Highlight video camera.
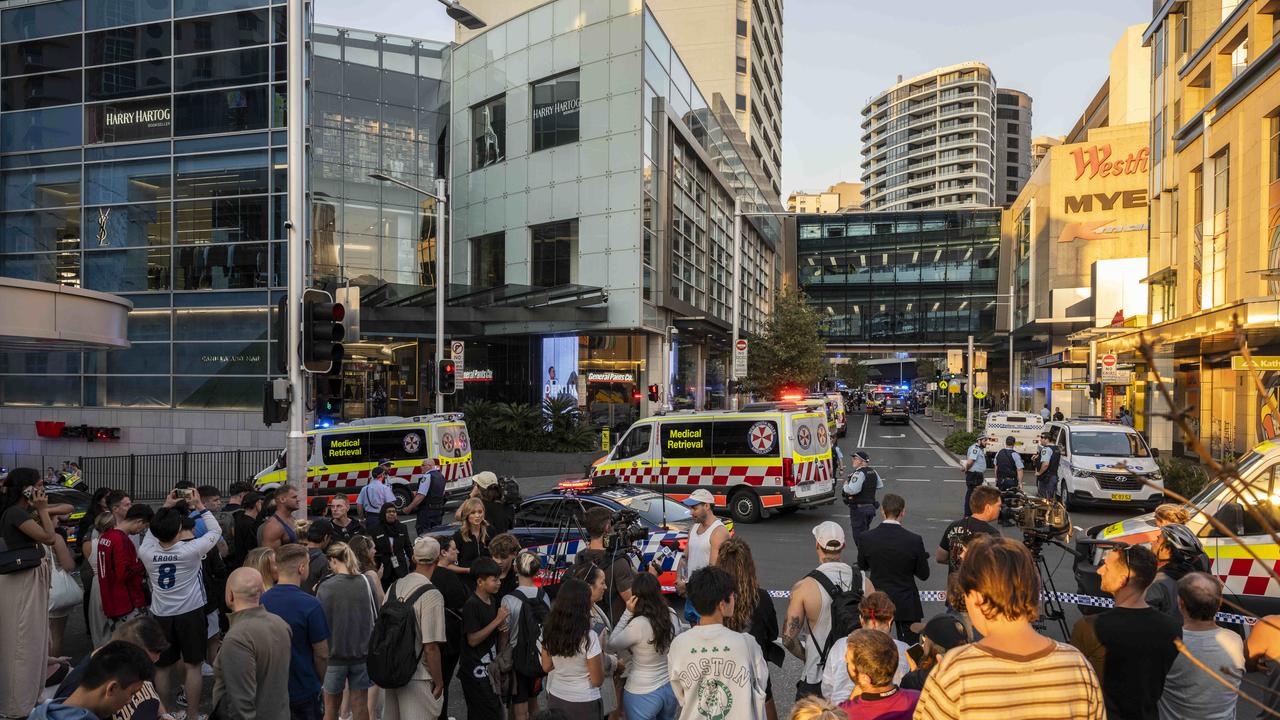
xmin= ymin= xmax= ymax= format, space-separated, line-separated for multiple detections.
xmin=604 ymin=508 xmax=648 ymax=552
xmin=1000 ymin=489 xmax=1071 ymax=549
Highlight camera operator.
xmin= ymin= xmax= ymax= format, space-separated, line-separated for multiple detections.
xmin=574 ymin=506 xmax=650 ymax=625
xmin=1034 ymin=432 xmax=1061 ymax=500
xmin=993 ymin=436 xmax=1024 ymax=493
xmin=935 ymin=486 xmax=1001 ymax=577
xmin=843 ymin=451 xmax=880 ymax=546
xmin=472 ymin=472 xmax=513 ymax=535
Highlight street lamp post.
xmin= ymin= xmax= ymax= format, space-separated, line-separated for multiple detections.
xmin=369 ymin=172 xmax=448 ymax=413
xmin=285 ymin=0 xmax=306 ymax=515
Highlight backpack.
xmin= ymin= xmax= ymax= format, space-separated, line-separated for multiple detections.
xmin=366 ymin=580 xmax=437 ymax=689
xmin=510 ymin=588 xmax=551 ymax=679
xmin=805 ymin=570 xmax=862 ymax=670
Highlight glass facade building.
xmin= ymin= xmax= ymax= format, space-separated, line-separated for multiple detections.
xmin=796 ymin=209 xmax=1000 ymax=348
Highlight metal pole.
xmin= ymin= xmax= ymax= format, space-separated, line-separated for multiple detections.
xmin=435 ymin=176 xmax=447 ymax=414
xmin=729 ymin=197 xmax=743 ymax=410
xmin=966 ymin=334 xmax=974 ymax=433
xmin=1008 ymin=278 xmax=1015 ymax=411
xmin=285 ymin=0 xmax=307 ymax=518
xmin=1089 ymin=339 xmax=1099 ymax=416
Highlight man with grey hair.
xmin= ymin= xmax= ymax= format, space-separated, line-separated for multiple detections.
xmin=212 ymin=567 xmax=291 ymax=719
xmin=1157 ymin=572 xmax=1244 ymax=720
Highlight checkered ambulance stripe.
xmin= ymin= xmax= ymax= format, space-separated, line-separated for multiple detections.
xmin=604 ymin=464 xmax=785 ymax=487
xmin=760 ymin=588 xmax=1258 ymax=626
xmin=1216 ymin=557 xmax=1280 ymax=598
xmin=795 ymin=458 xmax=832 ymax=483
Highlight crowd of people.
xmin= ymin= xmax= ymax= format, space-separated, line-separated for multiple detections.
xmin=2 ymin=456 xmax=1280 ymax=720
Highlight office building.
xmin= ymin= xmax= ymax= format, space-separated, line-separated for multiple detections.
xmin=1097 ymin=1 xmax=1280 ymax=458
xmin=993 ymin=88 xmax=1032 ymax=205
xmin=999 ymin=26 xmax=1151 ymax=420
xmin=455 ymin=0 xmax=785 ymax=201
xmin=787 ymin=181 xmax=863 ymax=213
xmin=796 ymin=209 xmax=1001 ymax=353
xmin=860 ymin=62 xmax=1033 ymax=212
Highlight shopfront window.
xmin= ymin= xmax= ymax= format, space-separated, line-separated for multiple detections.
xmin=173 ymin=8 xmax=269 ymax=54
xmin=2 ymin=36 xmax=82 ymax=75
xmin=531 ymin=71 xmax=580 ymax=152
xmin=531 ymin=220 xmax=576 ymax=287
xmin=85 ymin=157 xmax=172 ymax=204
xmin=87 ymin=0 xmax=170 ymax=31
xmin=0 ymin=209 xmax=80 ymax=253
xmin=471 ymin=95 xmax=505 ymax=169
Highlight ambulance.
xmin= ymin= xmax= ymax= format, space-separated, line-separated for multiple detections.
xmin=1074 ymin=439 xmax=1280 ymax=619
xmin=590 ymin=407 xmax=837 ymax=523
xmin=253 ymin=414 xmax=475 ymax=510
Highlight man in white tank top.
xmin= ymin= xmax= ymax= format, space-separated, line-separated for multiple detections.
xmin=781 ymin=521 xmax=856 ymax=700
xmin=676 ymin=489 xmax=729 ymax=596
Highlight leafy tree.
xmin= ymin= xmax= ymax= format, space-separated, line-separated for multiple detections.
xmin=915 ymin=357 xmax=938 ymax=380
xmin=743 ymin=287 xmax=828 ymax=397
xmin=835 ymin=359 xmax=869 ymax=388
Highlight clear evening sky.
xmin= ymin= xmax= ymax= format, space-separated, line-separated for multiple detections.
xmin=315 ymin=0 xmax=1151 ymax=199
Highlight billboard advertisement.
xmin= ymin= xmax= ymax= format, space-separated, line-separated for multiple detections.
xmin=541 ymin=336 xmax=579 ymax=403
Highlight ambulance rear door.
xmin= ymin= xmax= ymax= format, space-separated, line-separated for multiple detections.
xmin=431 ymin=421 xmax=474 ymax=491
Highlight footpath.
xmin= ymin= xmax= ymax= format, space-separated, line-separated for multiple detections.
xmin=911 ymin=409 xmax=966 ymax=461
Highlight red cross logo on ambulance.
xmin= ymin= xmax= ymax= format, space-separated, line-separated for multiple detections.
xmin=441 ymin=432 xmax=455 ymax=451
xmin=402 ymin=432 xmax=421 ymax=454
xmin=455 ymin=430 xmax=469 ymax=452
xmin=796 ymin=425 xmax=812 ymax=451
xmin=816 ymin=424 xmax=828 ymax=448
xmin=749 ymin=422 xmax=776 ymax=454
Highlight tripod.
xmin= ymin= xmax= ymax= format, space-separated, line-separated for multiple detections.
xmin=1024 ymin=534 xmax=1073 ymax=640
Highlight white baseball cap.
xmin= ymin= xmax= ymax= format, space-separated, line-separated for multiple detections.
xmin=681 ymin=488 xmax=716 ymax=507
xmin=812 ymin=521 xmax=846 ymax=551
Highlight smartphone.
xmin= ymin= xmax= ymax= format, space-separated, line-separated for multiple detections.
xmin=906 ymin=642 xmax=925 ymax=667
xmin=22 ymin=485 xmax=36 ymax=500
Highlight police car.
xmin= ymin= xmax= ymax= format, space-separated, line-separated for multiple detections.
xmin=253 ymin=414 xmax=475 ymax=510
xmin=1074 ymin=439 xmax=1280 ymax=619
xmin=425 ymin=476 xmax=723 ymax=592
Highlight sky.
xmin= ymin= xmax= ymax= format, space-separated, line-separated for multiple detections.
xmin=314 ymin=0 xmax=1153 ymax=198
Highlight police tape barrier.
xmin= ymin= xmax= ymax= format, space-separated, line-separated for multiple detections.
xmin=750 ymin=588 xmax=1258 ymax=627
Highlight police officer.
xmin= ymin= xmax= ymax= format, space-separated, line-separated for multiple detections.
xmin=993 ymin=435 xmax=1024 ymax=492
xmin=961 ymin=436 xmax=990 ymax=517
xmin=1035 ymin=431 xmax=1061 ymax=499
xmin=842 ymin=450 xmax=880 ymax=545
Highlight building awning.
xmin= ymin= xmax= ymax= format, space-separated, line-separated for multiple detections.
xmin=0 ymin=278 xmax=132 ymax=351
xmin=1092 ymin=299 xmax=1280 ymax=360
xmin=1035 ymin=347 xmax=1090 ymax=368
xmin=1141 ymin=267 xmax=1177 ymax=285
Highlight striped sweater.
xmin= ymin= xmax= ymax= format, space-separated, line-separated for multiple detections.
xmin=912 ymin=640 xmax=1105 ymax=720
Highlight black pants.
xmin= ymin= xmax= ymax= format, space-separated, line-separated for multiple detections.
xmin=848 ymin=503 xmax=877 ymax=546
xmin=962 ymin=473 xmax=985 ymax=516
xmin=290 ymin=694 xmax=323 ymax=720
xmin=895 ymin=619 xmax=920 ymax=645
xmin=995 ymin=476 xmax=1019 ymax=492
xmin=796 ymin=679 xmax=823 ymax=702
xmin=460 ymin=669 xmax=502 ymax=718
xmin=437 ymin=651 xmax=459 ymax=720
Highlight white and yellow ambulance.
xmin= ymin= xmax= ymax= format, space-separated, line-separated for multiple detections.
xmin=590 ymin=407 xmax=837 ymax=523
xmin=253 ymin=413 xmax=475 ymax=510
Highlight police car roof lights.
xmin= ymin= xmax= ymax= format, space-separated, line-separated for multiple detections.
xmin=557 ymin=476 xmax=619 ymax=492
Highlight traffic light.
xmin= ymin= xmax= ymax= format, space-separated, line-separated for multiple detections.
xmin=438 ymin=359 xmax=457 ymax=395
xmin=315 ymin=365 xmax=343 ymax=424
xmin=1090 ymin=382 xmax=1103 ymax=399
xmin=302 ymin=289 xmax=345 ymax=373
xmin=262 ymin=379 xmax=289 ymax=426
xmin=631 ymin=389 xmax=642 ymax=402
xmin=647 ymin=384 xmax=659 ymax=402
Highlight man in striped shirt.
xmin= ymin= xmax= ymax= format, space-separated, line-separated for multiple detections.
xmin=913 ymin=536 xmax=1103 ymax=720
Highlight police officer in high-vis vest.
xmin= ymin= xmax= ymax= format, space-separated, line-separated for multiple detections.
xmin=1035 ymin=431 xmax=1062 ymax=499
xmin=842 ymin=450 xmax=880 ymax=545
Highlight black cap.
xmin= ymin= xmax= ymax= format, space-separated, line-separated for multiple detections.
xmin=1005 ymin=435 xmax=1016 ymax=445
xmin=371 ymin=465 xmax=387 ymax=478
xmin=921 ymin=614 xmax=968 ymax=650
xmin=853 ymin=450 xmax=871 ymax=463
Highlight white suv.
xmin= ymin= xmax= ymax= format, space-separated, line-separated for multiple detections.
xmin=1044 ymin=420 xmax=1165 ymax=511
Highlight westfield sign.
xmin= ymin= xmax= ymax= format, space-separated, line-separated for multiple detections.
xmin=1070 ymin=143 xmax=1149 ymax=181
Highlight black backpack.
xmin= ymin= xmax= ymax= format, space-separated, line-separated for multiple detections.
xmin=510 ymin=589 xmax=551 ymax=679
xmin=366 ymin=580 xmax=437 ymax=689
xmin=806 ymin=570 xmax=862 ymax=670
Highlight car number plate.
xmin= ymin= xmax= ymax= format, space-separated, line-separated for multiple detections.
xmin=1110 ymin=493 xmax=1132 ymax=502
xmin=796 ymin=479 xmax=833 ymax=498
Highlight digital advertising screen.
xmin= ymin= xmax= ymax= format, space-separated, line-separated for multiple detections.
xmin=541 ymin=336 xmax=580 ymax=403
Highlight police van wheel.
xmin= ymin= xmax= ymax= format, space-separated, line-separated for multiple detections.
xmin=730 ymin=490 xmax=762 ymax=524
xmin=392 ymin=484 xmax=414 ymax=510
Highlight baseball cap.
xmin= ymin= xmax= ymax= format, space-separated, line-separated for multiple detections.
xmin=473 ymin=471 xmax=498 ymax=489
xmin=920 ymin=614 xmax=968 ymax=650
xmin=371 ymin=465 xmax=387 ymax=479
xmin=811 ymin=520 xmax=846 ymax=551
xmin=852 ymin=450 xmax=871 ymax=463
xmin=378 ymin=458 xmax=392 ymax=466
xmin=681 ymin=488 xmax=716 ymax=507
xmin=413 ymin=535 xmax=441 ymax=563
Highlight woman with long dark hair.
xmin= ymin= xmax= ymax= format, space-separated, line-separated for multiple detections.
xmin=370 ymin=504 xmax=411 ymax=590
xmin=0 ymin=468 xmax=58 ymax=717
xmin=606 ymin=573 xmax=682 ymax=720
xmin=540 ymin=578 xmax=605 ymax=720
xmin=715 ymin=537 xmax=782 ymax=720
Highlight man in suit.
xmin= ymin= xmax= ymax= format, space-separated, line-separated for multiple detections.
xmin=855 ymin=493 xmax=930 ymax=643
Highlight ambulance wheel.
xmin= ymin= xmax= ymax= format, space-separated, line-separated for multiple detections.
xmin=392 ymin=484 xmax=414 ymax=510
xmin=730 ymin=490 xmax=762 ymax=524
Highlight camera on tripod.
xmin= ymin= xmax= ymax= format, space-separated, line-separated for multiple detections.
xmin=999 ymin=489 xmax=1071 ymax=547
xmin=604 ymin=508 xmax=648 ymax=551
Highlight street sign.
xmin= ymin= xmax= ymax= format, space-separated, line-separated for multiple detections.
xmin=948 ymin=384 xmax=961 ymax=394
xmin=947 ymin=349 xmax=964 ymax=374
xmin=1101 ymin=354 xmax=1117 ymax=369
xmin=974 ymin=370 xmax=988 ymax=394
xmin=1099 ymin=353 xmax=1121 ymax=382
xmin=927 ymin=382 xmax=938 ymax=391
xmin=974 ymin=350 xmax=988 ymax=371
xmin=1231 ymin=356 xmax=1280 ymax=371
xmin=451 ymin=340 xmax=465 ymax=377
xmin=601 ymin=427 xmax=611 ymax=452
xmin=974 ymin=390 xmax=987 ymax=399
xmin=732 ymin=339 xmax=748 ymax=379
xmin=1052 ymin=381 xmax=1092 ymax=391
xmin=937 ymin=380 xmax=949 ymax=390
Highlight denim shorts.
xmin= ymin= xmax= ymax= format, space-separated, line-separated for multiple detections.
xmin=622 ymin=683 xmax=679 ymax=720
xmin=323 ymin=662 xmax=373 ymax=694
